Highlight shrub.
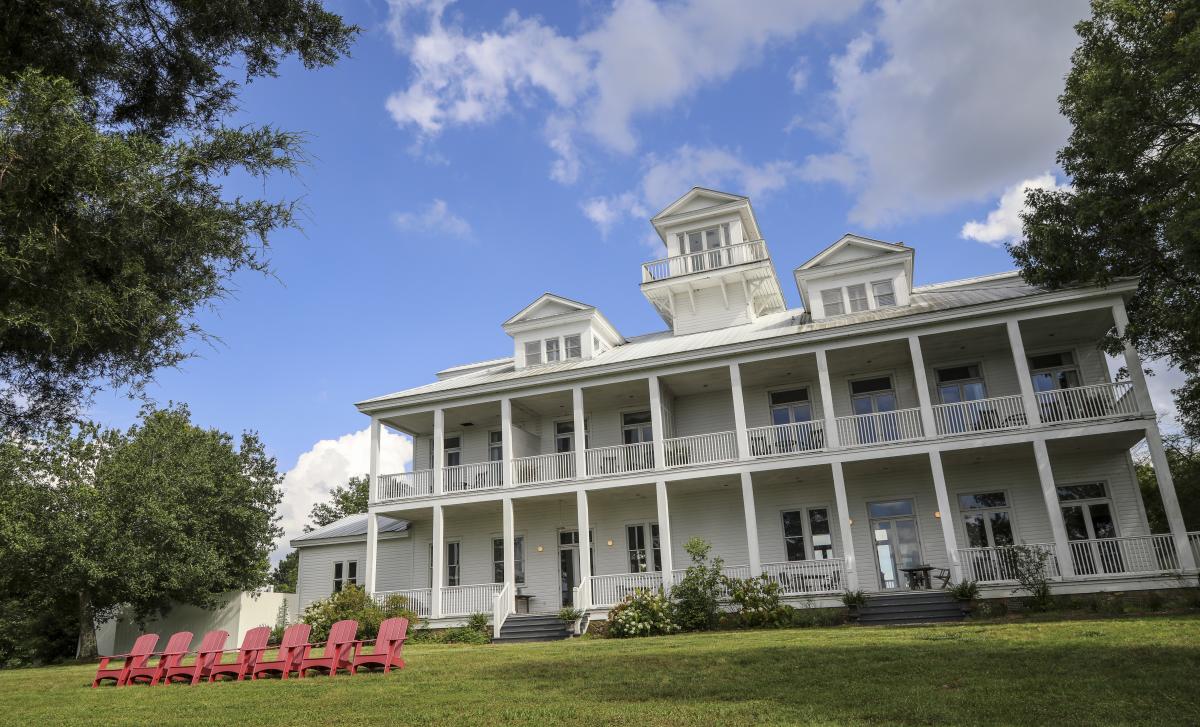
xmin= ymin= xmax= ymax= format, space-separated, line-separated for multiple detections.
xmin=558 ymin=607 xmax=584 ymax=623
xmin=442 ymin=626 xmax=490 ymax=644
xmin=269 ymin=600 xmax=290 ymax=645
xmin=301 ymin=586 xmax=419 ymax=642
xmin=841 ymin=590 xmax=867 ymax=608
xmin=1006 ymin=545 xmax=1056 ymax=611
xmin=671 ymin=537 xmax=724 ymax=631
xmin=608 ymin=588 xmax=678 ymax=638
xmin=949 ymin=580 xmax=981 ymax=601
xmin=465 ymin=612 xmax=489 ymax=633
xmin=725 ymin=575 xmax=787 ymax=627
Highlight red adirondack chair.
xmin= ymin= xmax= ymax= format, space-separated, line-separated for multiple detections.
xmin=125 ymin=631 xmax=193 ymax=686
xmin=207 ymin=626 xmax=271 ymax=683
xmin=350 ymin=617 xmax=409 ymax=675
xmin=91 ymin=633 xmax=160 ymax=688
xmin=298 ymin=619 xmax=358 ymax=678
xmin=162 ymin=630 xmax=229 ymax=685
xmin=249 ymin=623 xmax=311 ymax=680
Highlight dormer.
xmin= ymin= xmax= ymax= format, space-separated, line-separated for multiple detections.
xmin=503 ymin=293 xmax=623 ymax=370
xmin=641 ymin=188 xmax=786 ymax=335
xmin=793 ymin=234 xmax=914 ymax=321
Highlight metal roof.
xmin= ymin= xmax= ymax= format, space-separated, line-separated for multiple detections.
xmin=290 ymin=513 xmax=408 ymax=546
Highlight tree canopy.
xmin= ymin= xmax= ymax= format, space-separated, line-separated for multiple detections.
xmin=1137 ymin=435 xmax=1200 ymax=532
xmin=307 ymin=474 xmax=370 ymax=529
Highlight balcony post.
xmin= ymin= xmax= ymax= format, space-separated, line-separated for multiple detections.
xmin=908 ymin=335 xmax=937 ymax=438
xmin=501 ymin=398 xmax=514 ymax=487
xmin=576 ymin=489 xmax=592 ymax=610
xmin=1144 ymin=427 xmax=1198 ymax=570
xmin=831 ymin=462 xmax=858 ymax=590
xmin=816 ymin=349 xmax=840 ymax=448
xmin=502 ymin=496 xmax=516 ymax=610
xmin=1032 ymin=439 xmax=1075 ymax=577
xmin=1006 ymin=319 xmax=1041 ymax=426
xmin=740 ymin=472 xmax=761 ymax=576
xmin=729 ymin=363 xmax=751 ymax=460
xmin=1111 ymin=302 xmax=1157 ymax=418
xmin=927 ymin=451 xmax=962 ymax=581
xmin=369 ymin=416 xmax=381 ymax=504
xmin=655 ymin=481 xmax=674 ymax=590
xmin=433 ymin=408 xmax=445 ymax=496
xmin=572 ymin=386 xmax=587 ymax=478
xmin=648 ymin=375 xmax=667 ymax=470
xmin=364 ymin=511 xmax=379 ymax=596
xmin=431 ymin=503 xmax=445 ymax=618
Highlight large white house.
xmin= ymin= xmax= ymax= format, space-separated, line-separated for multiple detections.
xmin=293 ymin=187 xmax=1198 ymax=631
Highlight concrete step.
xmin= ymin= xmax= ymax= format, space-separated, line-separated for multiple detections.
xmin=856 ymin=591 xmax=965 ymax=625
xmin=496 ymin=615 xmax=571 ymax=642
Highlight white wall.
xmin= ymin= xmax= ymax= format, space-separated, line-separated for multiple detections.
xmin=96 ymin=591 xmax=297 ymax=655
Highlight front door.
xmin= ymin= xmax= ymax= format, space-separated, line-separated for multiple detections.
xmin=868 ymin=499 xmax=923 ymax=589
xmin=1062 ymin=499 xmax=1120 ymax=575
xmin=558 ymin=529 xmax=595 ymax=608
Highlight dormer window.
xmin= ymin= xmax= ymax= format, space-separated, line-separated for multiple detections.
xmin=545 ymin=338 xmax=560 ymax=363
xmin=847 ymin=284 xmax=869 ymax=313
xmin=676 ymin=224 xmax=731 ymax=256
xmin=872 ymin=280 xmax=896 ymax=307
xmin=821 ymin=289 xmax=845 ymax=316
xmin=565 ymin=334 xmax=582 ymax=360
xmin=524 ymin=341 xmax=542 ymax=366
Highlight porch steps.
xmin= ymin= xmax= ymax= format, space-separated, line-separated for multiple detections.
xmin=857 ymin=592 xmax=965 ymax=625
xmin=494 ymin=614 xmax=572 ymax=643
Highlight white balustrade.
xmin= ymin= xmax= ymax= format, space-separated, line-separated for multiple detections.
xmin=958 ymin=544 xmax=1060 ymax=582
xmin=761 ymin=559 xmax=845 ymax=595
xmin=585 ymin=442 xmax=655 ymax=477
xmin=442 ymin=461 xmax=504 ymax=493
xmin=492 ymin=581 xmax=513 ymax=639
xmin=669 ymin=565 xmax=751 ymax=599
xmin=373 ymin=588 xmax=433 ymax=617
xmin=589 ymin=572 xmax=664 ymax=607
xmin=746 ymin=421 xmax=826 ymax=457
xmin=1036 ymin=381 xmax=1138 ymax=424
xmin=642 ymin=239 xmax=769 ymax=283
xmin=511 ymin=451 xmax=576 ymax=486
xmin=1190 ymin=532 xmax=1200 ymax=566
xmin=836 ymin=408 xmax=924 ymax=447
xmin=441 ymin=583 xmax=504 ymax=617
xmin=1067 ymin=534 xmax=1181 ymax=577
xmin=933 ymin=395 xmax=1027 ymax=435
xmin=374 ymin=470 xmax=433 ymax=501
xmin=663 ymin=431 xmax=737 ymax=468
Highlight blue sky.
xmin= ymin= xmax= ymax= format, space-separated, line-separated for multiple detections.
xmin=91 ymin=0 xmax=1181 ymax=552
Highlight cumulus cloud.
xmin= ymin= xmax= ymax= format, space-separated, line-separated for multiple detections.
xmin=960 ymin=173 xmax=1070 ymax=246
xmin=392 ymin=198 xmax=473 ymax=238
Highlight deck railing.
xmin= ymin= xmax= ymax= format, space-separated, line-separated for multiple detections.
xmin=642 ymin=239 xmax=769 ymax=283
xmin=492 ymin=581 xmax=513 ymax=639
xmin=669 ymin=564 xmax=751 ymax=599
xmin=958 ymin=544 xmax=1060 ymax=582
xmin=1036 ymin=381 xmax=1139 ymax=424
xmin=511 ymin=451 xmax=576 ymax=486
xmin=373 ymin=588 xmax=433 ymax=617
xmin=761 ymin=559 xmax=845 ymax=595
xmin=441 ymin=583 xmax=504 ymax=617
xmin=589 ymin=572 xmax=664 ymax=607
xmin=747 ymin=420 xmax=825 ymax=457
xmin=375 ymin=470 xmax=433 ymax=501
xmin=1067 ymin=534 xmax=1181 ymax=576
xmin=663 ymin=431 xmax=737 ymax=468
xmin=585 ymin=442 xmax=655 ymax=477
xmin=442 ymin=461 xmax=504 ymax=493
xmin=836 ymin=408 xmax=924 ymax=447
xmin=933 ymin=395 xmax=1027 ymax=436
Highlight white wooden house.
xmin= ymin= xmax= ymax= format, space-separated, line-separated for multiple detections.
xmin=293 ymin=187 xmax=1198 ymax=628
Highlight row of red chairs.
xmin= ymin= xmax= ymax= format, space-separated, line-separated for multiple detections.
xmin=92 ymin=617 xmax=408 ymax=687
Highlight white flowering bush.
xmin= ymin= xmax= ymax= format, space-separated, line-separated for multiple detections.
xmin=607 ymin=588 xmax=679 ymax=638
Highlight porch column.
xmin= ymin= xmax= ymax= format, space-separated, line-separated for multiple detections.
xmin=1112 ymin=302 xmax=1157 ymax=418
xmin=729 ymin=363 xmax=751 ymax=460
xmin=908 ymin=335 xmax=937 ymax=438
xmin=364 ymin=511 xmax=379 ymax=595
xmin=831 ymin=462 xmax=858 ymax=590
xmin=740 ymin=472 xmax=761 ymax=576
xmin=369 ymin=417 xmax=381 ymax=504
xmin=431 ymin=503 xmax=444 ymax=618
xmin=648 ymin=375 xmax=667 ymax=470
xmin=1006 ymin=320 xmax=1041 ymax=427
xmin=1032 ymin=439 xmax=1075 ymax=577
xmin=572 ymin=386 xmax=588 ymax=479
xmin=816 ymin=349 xmax=840 ymax=448
xmin=1145 ymin=427 xmax=1198 ymax=570
xmin=365 ymin=417 xmax=382 ymax=595
xmin=500 ymin=397 xmax=514 ymax=487
xmin=433 ymin=408 xmax=445 ymax=495
xmin=576 ymin=489 xmax=593 ymax=609
xmin=927 ymin=451 xmax=962 ymax=581
xmin=502 ymin=497 xmax=516 ymax=609
xmin=655 ymin=481 xmax=675 ymax=590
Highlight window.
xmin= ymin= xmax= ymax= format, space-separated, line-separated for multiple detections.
xmin=626 ymin=523 xmax=660 ymax=572
xmin=446 ymin=541 xmax=461 ymax=587
xmin=524 ymin=340 xmax=542 ymax=366
xmin=333 ymin=560 xmax=358 ymax=592
xmin=622 ymin=411 xmax=654 ymax=444
xmin=821 ymin=289 xmax=845 ymax=316
xmin=651 ymin=523 xmax=663 ymax=572
xmin=492 ymin=536 xmax=525 ymax=584
xmin=936 ymin=364 xmax=986 ymax=403
xmin=565 ymin=334 xmax=582 ymax=359
xmin=555 ymin=421 xmax=576 ymax=453
xmin=545 ymin=338 xmax=560 ymax=363
xmin=850 ymin=377 xmax=896 ymax=413
xmin=781 ymin=508 xmax=833 ymax=561
xmin=769 ymin=388 xmax=813 ymax=425
xmin=872 ymin=280 xmax=897 ymax=307
xmin=488 ymin=431 xmax=503 ymax=462
xmin=847 ymin=284 xmax=869 ymax=312
xmin=1057 ymin=482 xmax=1120 ymax=575
xmin=808 ymin=508 xmax=833 ymax=559
xmin=958 ymin=491 xmax=1014 ymax=549
xmin=1028 ymin=351 xmax=1080 ymax=392
xmin=443 ymin=436 xmax=461 ymax=467
xmin=781 ymin=510 xmax=806 ymax=561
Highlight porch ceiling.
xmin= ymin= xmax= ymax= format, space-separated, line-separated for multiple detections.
xmin=1019 ymin=307 xmax=1113 ymax=349
xmin=918 ymin=323 xmax=1010 ymax=364
xmin=826 ymin=338 xmax=911 ymax=378
xmin=660 ymin=366 xmax=731 ymax=396
xmin=739 ymin=352 xmax=818 ymax=388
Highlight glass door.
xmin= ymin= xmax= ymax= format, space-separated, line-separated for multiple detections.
xmin=868 ymin=500 xmax=923 ymax=589
xmin=559 ymin=530 xmax=595 ymax=608
xmin=851 ymin=377 xmax=898 ymax=442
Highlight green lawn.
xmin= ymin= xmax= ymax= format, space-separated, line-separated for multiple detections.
xmin=2 ymin=616 xmax=1199 ymax=726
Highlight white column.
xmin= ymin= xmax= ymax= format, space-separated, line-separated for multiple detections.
xmin=430 ymin=503 xmax=444 ymax=618
xmin=816 ymin=349 xmax=840 ymax=448
xmin=908 ymin=335 xmax=937 ymax=438
xmin=369 ymin=417 xmax=381 ymax=503
xmin=927 ymin=451 xmax=962 ymax=581
xmin=740 ymin=472 xmax=761 ymax=576
xmin=729 ymin=363 xmax=751 ymax=460
xmin=1007 ymin=320 xmax=1040 ymax=426
xmin=1145 ymin=427 xmax=1198 ymax=570
xmin=502 ymin=497 xmax=516 ymax=609
xmin=501 ymin=398 xmax=514 ymax=487
xmin=572 ymin=386 xmax=588 ymax=479
xmin=831 ymin=462 xmax=858 ymax=590
xmin=364 ymin=511 xmax=379 ymax=595
xmin=655 ymin=481 xmax=674 ymax=589
xmin=576 ymin=489 xmax=592 ymax=609
xmin=1112 ymin=302 xmax=1156 ymax=417
xmin=432 ymin=408 xmax=445 ymax=495
xmin=1032 ymin=439 xmax=1075 ymax=577
xmin=648 ymin=376 xmax=667 ymax=470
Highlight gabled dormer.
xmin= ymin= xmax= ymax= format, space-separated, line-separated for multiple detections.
xmin=793 ymin=234 xmax=914 ymax=321
xmin=641 ymin=188 xmax=786 ymax=335
xmin=503 ymin=293 xmax=623 ymax=370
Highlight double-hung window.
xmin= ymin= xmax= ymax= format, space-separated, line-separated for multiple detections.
xmin=958 ymin=492 xmax=1015 ymax=549
xmin=622 ymin=411 xmax=653 ymax=444
xmin=488 ymin=431 xmax=503 ymax=462
xmin=846 ymin=284 xmax=870 ymax=312
xmin=871 ymin=280 xmax=897 ymax=307
xmin=770 ymin=388 xmax=813 ymax=425
xmin=524 ymin=341 xmax=542 ymax=366
xmin=780 ymin=508 xmax=833 ymax=561
xmin=333 ymin=560 xmax=358 ymax=592
xmin=555 ymin=421 xmax=577 ymax=453
xmin=443 ymin=436 xmax=462 ymax=467
xmin=821 ymin=289 xmax=845 ymax=316
xmin=626 ymin=523 xmax=661 ymax=572
xmin=564 ymin=334 xmax=582 ymax=360
xmin=1029 ymin=351 xmax=1081 ymax=392
xmin=545 ymin=338 xmax=560 ymax=363
xmin=446 ymin=541 xmax=461 ymax=587
xmin=492 ymin=536 xmax=525 ymax=584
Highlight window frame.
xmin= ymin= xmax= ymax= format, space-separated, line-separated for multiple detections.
xmin=487 ymin=430 xmax=503 ymax=462
xmin=820 ymin=288 xmax=845 ymax=317
xmin=871 ymin=279 xmax=897 ymax=307
xmin=524 ymin=340 xmax=542 ymax=366
xmin=564 ymin=334 xmax=582 ymax=360
xmin=934 ymin=362 xmax=988 ymax=404
xmin=446 ymin=540 xmax=462 ymax=587
xmin=332 ymin=559 xmax=359 ymax=593
xmin=443 ymin=434 xmax=462 ymax=467
xmin=846 ymin=283 xmax=870 ymax=313
xmin=544 ymin=337 xmax=561 ymax=363
xmin=492 ymin=534 xmax=526 ymax=585
xmin=955 ymin=489 xmax=1017 ymax=549
xmin=768 ymin=386 xmax=814 ymax=425
xmin=779 ymin=506 xmax=836 ymax=561
xmin=621 ymin=410 xmax=654 ymax=445
xmin=624 ymin=521 xmax=661 ymax=573
xmin=1027 ymin=348 xmax=1083 ymax=392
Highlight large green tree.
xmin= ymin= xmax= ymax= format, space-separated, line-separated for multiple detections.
xmin=1013 ymin=0 xmax=1200 ymax=436
xmin=307 ymin=474 xmax=369 ymax=529
xmin=1136 ymin=435 xmax=1200 ymax=532
xmin=0 ymin=1 xmax=356 ymax=433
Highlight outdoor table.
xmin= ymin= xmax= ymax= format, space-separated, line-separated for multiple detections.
xmin=900 ymin=564 xmax=935 ymax=589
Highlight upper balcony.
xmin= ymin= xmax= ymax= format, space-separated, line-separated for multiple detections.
xmin=641 ymin=239 xmax=770 ymax=283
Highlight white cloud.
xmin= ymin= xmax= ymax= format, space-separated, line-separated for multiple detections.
xmin=392 ymin=198 xmax=473 ymax=238
xmin=960 ymin=173 xmax=1070 ymax=246
xmin=274 ymin=428 xmax=412 ymax=559
xmin=798 ymin=152 xmax=859 ymax=187
xmin=789 ymin=58 xmax=810 ymax=93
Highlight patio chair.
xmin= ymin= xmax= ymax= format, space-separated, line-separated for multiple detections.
xmin=126 ymin=631 xmax=193 ymax=686
xmin=298 ymin=619 xmax=358 ymax=678
xmin=249 ymin=623 xmax=312 ymax=680
xmin=92 ymin=633 xmax=159 ymax=688
xmin=350 ymin=617 xmax=409 ymax=675
xmin=207 ymin=626 xmax=271 ymax=683
xmin=162 ymin=630 xmax=229 ymax=685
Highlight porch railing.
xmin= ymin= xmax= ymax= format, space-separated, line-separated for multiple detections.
xmin=663 ymin=431 xmax=737 ymax=468
xmin=747 ymin=420 xmax=825 ymax=457
xmin=373 ymin=588 xmax=432 ymax=617
xmin=375 ymin=470 xmax=433 ymax=501
xmin=511 ymin=451 xmax=576 ymax=486
xmin=761 ymin=559 xmax=845 ymax=595
xmin=1036 ymin=381 xmax=1139 ymax=424
xmin=589 ymin=572 xmax=664 ymax=607
xmin=836 ymin=408 xmax=924 ymax=447
xmin=1191 ymin=531 xmax=1200 ymax=565
xmin=443 ymin=461 xmax=504 ymax=493
xmin=585 ymin=442 xmax=655 ymax=477
xmin=957 ymin=544 xmax=1060 ymax=583
xmin=642 ymin=239 xmax=769 ymax=283
xmin=441 ymin=583 xmax=504 ymax=617
xmin=933 ymin=395 xmax=1027 ymax=436
xmin=1067 ymin=534 xmax=1182 ymax=577
xmin=669 ymin=564 xmax=751 ymax=599
xmin=492 ymin=581 xmax=513 ymax=639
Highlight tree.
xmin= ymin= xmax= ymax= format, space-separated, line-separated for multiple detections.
xmin=1013 ymin=0 xmax=1200 ymax=438
xmin=0 ymin=2 xmax=356 ymax=434
xmin=1136 ymin=435 xmax=1200 ymax=532
xmin=270 ymin=551 xmax=299 ymax=593
xmin=307 ymin=474 xmax=369 ymax=529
